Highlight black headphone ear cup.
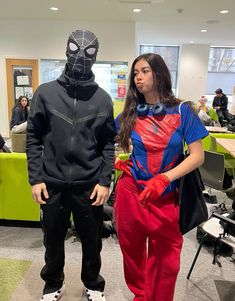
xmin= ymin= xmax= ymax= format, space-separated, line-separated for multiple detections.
xmin=152 ymin=103 xmax=165 ymax=116
xmin=136 ymin=104 xmax=149 ymax=116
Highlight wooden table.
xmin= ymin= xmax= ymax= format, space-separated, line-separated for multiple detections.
xmin=215 ymin=138 xmax=235 ymax=158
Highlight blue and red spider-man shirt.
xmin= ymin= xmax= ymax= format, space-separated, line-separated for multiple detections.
xmin=116 ymin=103 xmax=208 ymax=193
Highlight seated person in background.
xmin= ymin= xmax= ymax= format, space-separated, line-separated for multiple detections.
xmin=198 ymin=96 xmax=219 ymax=126
xmin=10 ymin=95 xmax=29 ymax=133
xmin=212 ymin=88 xmax=231 ymax=127
xmin=198 ymin=96 xmax=211 ymax=125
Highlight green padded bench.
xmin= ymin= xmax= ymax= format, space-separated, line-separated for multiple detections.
xmin=0 ymin=153 xmax=39 ymax=221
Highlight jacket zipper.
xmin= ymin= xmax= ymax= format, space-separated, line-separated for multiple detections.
xmin=68 ymin=98 xmax=77 ymax=183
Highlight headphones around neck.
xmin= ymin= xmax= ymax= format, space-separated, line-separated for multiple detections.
xmin=136 ymin=102 xmax=165 ymax=116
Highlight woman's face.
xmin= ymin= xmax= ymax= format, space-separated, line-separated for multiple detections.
xmin=20 ymin=97 xmax=28 ymax=108
xmin=133 ymin=59 xmax=155 ymax=97
xmin=200 ymin=99 xmax=206 ymax=105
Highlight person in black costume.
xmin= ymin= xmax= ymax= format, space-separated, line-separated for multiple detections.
xmin=212 ymin=88 xmax=231 ymax=126
xmin=26 ymin=29 xmax=115 ymax=301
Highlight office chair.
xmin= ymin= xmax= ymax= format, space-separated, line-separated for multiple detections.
xmin=187 ymin=212 xmax=235 ymax=279
xmin=199 ymin=150 xmax=232 ymax=192
xmin=210 ymin=135 xmax=235 ymax=178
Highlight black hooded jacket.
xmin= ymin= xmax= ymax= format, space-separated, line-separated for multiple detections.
xmin=26 ymin=70 xmax=116 ymax=187
xmin=212 ymin=94 xmax=228 ymax=111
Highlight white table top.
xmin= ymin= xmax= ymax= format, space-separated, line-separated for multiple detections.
xmin=215 ymin=138 xmax=235 ymax=158
xmin=205 ymin=126 xmax=230 ymax=133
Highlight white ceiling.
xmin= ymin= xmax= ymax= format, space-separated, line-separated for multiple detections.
xmin=0 ymin=0 xmax=235 ymax=46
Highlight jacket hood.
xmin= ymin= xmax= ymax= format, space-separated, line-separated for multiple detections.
xmin=57 ymin=65 xmax=99 ymax=100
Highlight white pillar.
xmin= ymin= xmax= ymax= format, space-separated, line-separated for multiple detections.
xmin=230 ymin=86 xmax=235 ymax=115
xmin=177 ymin=44 xmax=210 ymax=102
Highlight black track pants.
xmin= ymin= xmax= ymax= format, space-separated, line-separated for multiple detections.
xmin=40 ymin=184 xmax=105 ymax=294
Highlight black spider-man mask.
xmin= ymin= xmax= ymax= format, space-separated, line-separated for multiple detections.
xmin=66 ymin=29 xmax=99 ymax=79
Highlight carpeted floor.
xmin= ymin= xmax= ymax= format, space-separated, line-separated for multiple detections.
xmin=214 ymin=280 xmax=235 ymax=301
xmin=0 ymin=226 xmax=234 ymax=301
xmin=0 ymin=258 xmax=32 ymax=301
xmin=0 ymin=189 xmax=234 ymax=300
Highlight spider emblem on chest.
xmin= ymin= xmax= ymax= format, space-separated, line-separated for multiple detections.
xmin=152 ymin=124 xmax=159 ymax=134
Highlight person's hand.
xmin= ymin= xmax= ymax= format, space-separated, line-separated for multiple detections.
xmin=215 ymin=106 xmax=220 ymax=110
xmin=90 ymin=184 xmax=109 ymax=206
xmin=115 ymin=158 xmax=133 ymax=176
xmin=31 ymin=183 xmax=49 ymax=205
xmin=138 ymin=174 xmax=170 ymax=207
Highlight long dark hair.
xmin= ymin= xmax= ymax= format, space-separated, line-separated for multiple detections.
xmin=13 ymin=95 xmax=30 ymax=118
xmin=17 ymin=95 xmax=29 ymax=108
xmin=117 ymin=53 xmax=181 ymax=152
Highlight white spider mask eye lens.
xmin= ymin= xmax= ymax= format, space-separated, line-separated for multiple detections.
xmin=69 ymin=42 xmax=79 ymax=52
xmin=86 ymin=47 xmax=97 ymax=57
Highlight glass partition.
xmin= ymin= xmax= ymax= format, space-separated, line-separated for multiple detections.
xmin=40 ymin=59 xmax=128 ymax=117
xmin=40 ymin=59 xmax=128 ymax=101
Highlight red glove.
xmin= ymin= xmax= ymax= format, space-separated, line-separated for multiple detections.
xmin=115 ymin=159 xmax=133 ymax=176
xmin=138 ymin=174 xmax=170 ymax=207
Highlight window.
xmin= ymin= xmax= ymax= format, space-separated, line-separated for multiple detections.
xmin=40 ymin=59 xmax=128 ymax=102
xmin=92 ymin=61 xmax=128 ymax=102
xmin=206 ymin=47 xmax=235 ymax=107
xmin=207 ymin=47 xmax=235 ymax=95
xmin=139 ymin=45 xmax=180 ymax=93
xmin=41 ymin=59 xmax=65 ymax=83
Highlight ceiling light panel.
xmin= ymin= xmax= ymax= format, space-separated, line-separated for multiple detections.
xmin=220 ymin=10 xmax=229 ymax=14
xmin=50 ymin=7 xmax=59 ymax=11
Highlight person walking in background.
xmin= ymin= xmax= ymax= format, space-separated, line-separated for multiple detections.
xmin=26 ymin=29 xmax=115 ymax=301
xmin=10 ymin=95 xmax=29 ymax=133
xmin=212 ymin=88 xmax=231 ymax=126
xmin=114 ymin=53 xmax=208 ymax=301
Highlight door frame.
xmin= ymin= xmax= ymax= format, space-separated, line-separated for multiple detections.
xmin=6 ymin=58 xmax=38 ymax=122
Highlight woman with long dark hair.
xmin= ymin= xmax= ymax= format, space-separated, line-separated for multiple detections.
xmin=114 ymin=53 xmax=208 ymax=301
xmin=10 ymin=95 xmax=29 ymax=133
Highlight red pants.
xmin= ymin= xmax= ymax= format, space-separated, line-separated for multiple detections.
xmin=114 ymin=174 xmax=183 ymax=301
